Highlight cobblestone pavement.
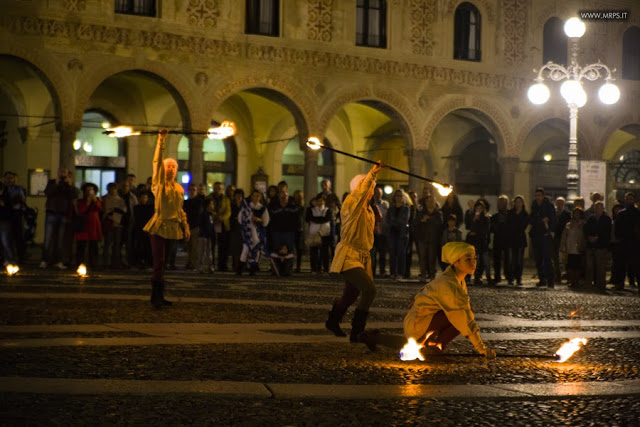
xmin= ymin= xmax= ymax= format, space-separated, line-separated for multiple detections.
xmin=1 ymin=260 xmax=639 ymax=425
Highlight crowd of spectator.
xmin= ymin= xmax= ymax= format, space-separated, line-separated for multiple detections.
xmin=1 ymin=168 xmax=639 ymax=294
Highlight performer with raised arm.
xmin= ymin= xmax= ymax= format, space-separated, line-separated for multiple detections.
xmin=325 ymin=161 xmax=388 ymax=343
xmin=143 ymin=129 xmax=190 ymax=309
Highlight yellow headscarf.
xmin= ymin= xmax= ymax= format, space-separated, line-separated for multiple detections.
xmin=441 ymin=242 xmax=475 ymax=265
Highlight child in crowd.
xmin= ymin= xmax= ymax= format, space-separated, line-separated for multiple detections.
xmin=198 ymin=198 xmax=215 ymax=273
xmin=271 ymin=245 xmax=294 ymax=277
xmin=440 ymin=214 xmax=462 ymax=270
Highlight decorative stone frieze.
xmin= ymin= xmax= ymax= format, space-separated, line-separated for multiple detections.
xmin=187 ymin=0 xmax=220 ymax=28
xmin=63 ymin=0 xmax=86 ymax=12
xmin=0 ymin=16 xmax=526 ymax=92
xmin=307 ymin=0 xmax=333 ymax=42
xmin=410 ymin=0 xmax=435 ymax=56
xmin=502 ymin=0 xmax=527 ymax=66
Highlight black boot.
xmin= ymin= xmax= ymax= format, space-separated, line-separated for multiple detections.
xmin=325 ymin=301 xmax=347 ymax=337
xmin=236 ymin=263 xmax=243 ymax=276
xmin=159 ymin=281 xmax=173 ymax=306
xmin=350 ymin=309 xmax=369 ymax=343
xmin=150 ymin=281 xmax=163 ymax=309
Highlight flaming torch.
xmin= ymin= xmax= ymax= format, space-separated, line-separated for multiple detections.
xmin=6 ymin=264 xmax=19 ymax=276
xmin=554 ymin=338 xmax=588 ymax=363
xmin=399 ymin=338 xmax=425 ymax=361
xmin=306 ymin=137 xmax=453 ymax=197
xmin=103 ymin=122 xmax=237 ymax=139
xmin=77 ymin=264 xmax=88 ymax=278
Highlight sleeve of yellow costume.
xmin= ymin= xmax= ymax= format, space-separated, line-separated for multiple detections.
xmin=150 ymin=135 xmax=164 ymax=197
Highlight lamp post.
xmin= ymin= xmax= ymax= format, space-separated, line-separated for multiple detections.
xmin=527 ymin=17 xmax=620 ymax=203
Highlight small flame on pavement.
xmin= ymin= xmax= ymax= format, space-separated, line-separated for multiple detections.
xmin=569 ymin=307 xmax=583 ymax=319
xmin=77 ymin=264 xmax=87 ymax=277
xmin=554 ymin=338 xmax=587 ymax=362
xmin=399 ymin=338 xmax=425 ymax=361
xmin=6 ymin=264 xmax=19 ymax=276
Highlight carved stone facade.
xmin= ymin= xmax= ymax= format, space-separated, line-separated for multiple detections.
xmin=186 ymin=0 xmax=220 ymax=28
xmin=307 ymin=0 xmax=333 ymax=42
xmin=410 ymin=0 xmax=436 ymax=55
xmin=502 ymin=0 xmax=527 ymax=66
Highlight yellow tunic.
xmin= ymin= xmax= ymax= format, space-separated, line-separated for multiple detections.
xmin=403 ymin=266 xmax=480 ymax=340
xmin=329 ymin=170 xmax=376 ymax=277
xmin=143 ymin=139 xmax=188 ymax=239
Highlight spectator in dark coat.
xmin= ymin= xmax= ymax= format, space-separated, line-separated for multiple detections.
xmin=41 ymin=168 xmax=77 ymax=269
xmin=270 ymin=191 xmax=298 ymax=255
xmin=183 ymin=183 xmax=203 ymax=270
xmin=467 ymin=200 xmax=492 ymax=286
xmin=583 ymin=201 xmax=611 ymax=293
xmin=133 ymin=191 xmax=154 ymax=269
xmin=440 ymin=214 xmax=462 ymax=271
xmin=414 ymin=194 xmax=442 ymax=281
xmin=506 ymin=195 xmax=529 ymax=286
xmin=552 ymin=197 xmax=572 ymax=283
xmin=385 ymin=189 xmax=411 ymax=280
xmin=230 ymin=189 xmax=245 ymax=275
xmin=615 ymin=192 xmax=640 ymax=290
xmin=292 ymin=190 xmax=305 ymax=273
xmin=529 ymin=187 xmax=556 ymax=288
xmin=491 ymin=195 xmax=511 ymax=285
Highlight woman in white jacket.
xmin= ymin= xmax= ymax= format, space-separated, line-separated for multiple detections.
xmin=306 ymin=195 xmax=331 ymax=273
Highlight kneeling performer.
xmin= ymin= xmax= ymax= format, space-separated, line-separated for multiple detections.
xmin=360 ymin=242 xmax=496 ymax=359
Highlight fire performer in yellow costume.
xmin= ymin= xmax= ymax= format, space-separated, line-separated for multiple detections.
xmin=144 ymin=129 xmax=190 ymax=309
xmin=325 ymin=161 xmax=387 ymax=343
xmin=359 ymin=242 xmax=496 ymax=359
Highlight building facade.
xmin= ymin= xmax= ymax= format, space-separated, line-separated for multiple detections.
xmin=1 ymin=0 xmax=639 ymax=242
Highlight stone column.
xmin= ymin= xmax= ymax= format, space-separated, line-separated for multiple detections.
xmin=500 ymin=157 xmax=520 ymax=197
xmin=59 ymin=123 xmax=81 ymax=175
xmin=304 ymin=148 xmax=319 ymax=201
xmin=407 ymin=149 xmax=427 ymax=193
xmin=189 ymin=135 xmax=205 ymax=185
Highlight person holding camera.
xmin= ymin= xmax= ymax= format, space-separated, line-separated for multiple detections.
xmin=40 ymin=168 xmax=77 ymax=269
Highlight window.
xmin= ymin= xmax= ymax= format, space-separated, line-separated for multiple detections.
xmin=356 ymin=0 xmax=387 ymax=48
xmin=245 ymin=0 xmax=279 ymax=36
xmin=454 ymin=2 xmax=481 ymax=61
xmin=623 ymin=26 xmax=640 ymax=80
xmin=115 ymin=0 xmax=156 ymax=17
xmin=543 ymin=17 xmax=567 ymax=65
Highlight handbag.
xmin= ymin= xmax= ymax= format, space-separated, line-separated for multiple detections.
xmin=305 ymin=232 xmax=322 ymax=247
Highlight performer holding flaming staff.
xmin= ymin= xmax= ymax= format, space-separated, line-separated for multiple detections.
xmin=325 ymin=161 xmax=388 ymax=343
xmin=359 ymin=242 xmax=496 ymax=359
xmin=144 ymin=129 xmax=190 ymax=309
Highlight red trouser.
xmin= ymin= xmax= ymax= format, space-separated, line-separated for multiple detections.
xmin=150 ymin=234 xmax=166 ymax=282
xmin=420 ymin=310 xmax=461 ymax=350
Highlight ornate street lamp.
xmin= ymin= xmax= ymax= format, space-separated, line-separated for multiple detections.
xmin=527 ymin=17 xmax=620 ymax=203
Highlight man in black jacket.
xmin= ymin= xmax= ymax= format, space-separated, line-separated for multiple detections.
xmin=269 ymin=191 xmax=298 ymax=263
xmin=529 ymin=187 xmax=556 ymax=288
xmin=491 ymin=195 xmax=511 ymax=285
xmin=583 ymin=201 xmax=611 ymax=293
xmin=615 ymin=192 xmax=640 ymax=292
xmin=40 ymin=168 xmax=77 ymax=269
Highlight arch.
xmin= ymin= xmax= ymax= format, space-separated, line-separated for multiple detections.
xmin=206 ymin=74 xmax=317 ymax=141
xmin=75 ymin=60 xmax=195 ymax=129
xmin=516 ymin=111 xmax=596 ymax=160
xmin=0 ymin=54 xmax=66 ymax=127
xmin=318 ymin=86 xmax=418 ymax=151
xmin=422 ymin=96 xmax=512 ymax=156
